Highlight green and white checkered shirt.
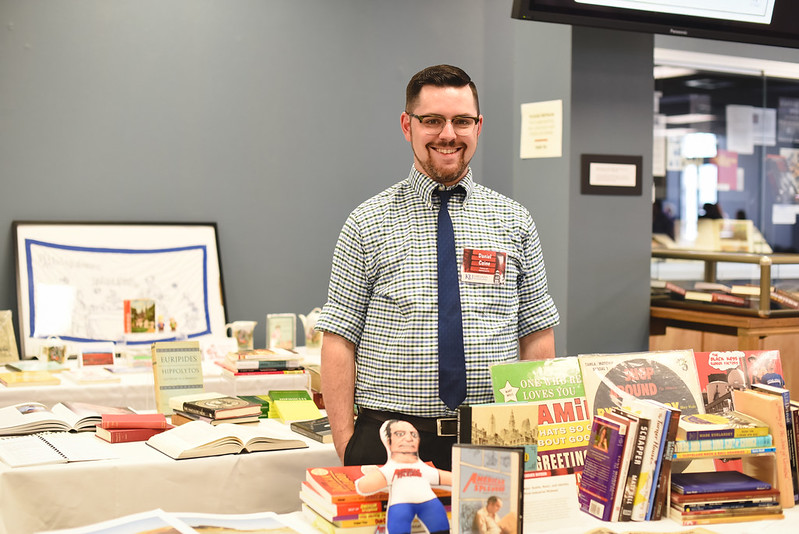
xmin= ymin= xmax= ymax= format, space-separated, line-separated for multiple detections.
xmin=316 ymin=167 xmax=559 ymax=417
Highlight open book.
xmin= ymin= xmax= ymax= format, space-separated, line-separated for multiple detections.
xmin=146 ymin=420 xmax=308 ymax=459
xmin=0 ymin=402 xmax=134 ymax=436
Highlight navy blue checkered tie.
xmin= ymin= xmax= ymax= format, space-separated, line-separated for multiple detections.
xmin=436 ymin=187 xmax=466 ymax=410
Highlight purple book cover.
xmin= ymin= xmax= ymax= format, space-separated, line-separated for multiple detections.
xmin=578 ymin=415 xmax=628 ymax=521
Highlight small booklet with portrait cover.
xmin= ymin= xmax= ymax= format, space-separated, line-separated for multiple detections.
xmin=451 ymin=444 xmax=524 ymax=534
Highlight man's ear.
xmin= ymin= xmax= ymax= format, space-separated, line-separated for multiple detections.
xmin=401 ymin=112 xmax=412 ymax=142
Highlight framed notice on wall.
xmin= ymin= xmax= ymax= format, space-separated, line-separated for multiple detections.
xmin=13 ymin=222 xmax=227 ymax=357
xmin=581 ymin=154 xmax=643 ymax=196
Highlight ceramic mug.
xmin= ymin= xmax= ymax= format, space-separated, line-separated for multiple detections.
xmin=226 ymin=321 xmax=257 ymax=351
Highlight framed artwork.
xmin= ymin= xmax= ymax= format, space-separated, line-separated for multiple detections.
xmin=266 ymin=313 xmax=296 ymax=350
xmin=13 ymin=222 xmax=227 ymax=357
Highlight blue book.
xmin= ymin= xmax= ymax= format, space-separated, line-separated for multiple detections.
xmin=670 ymin=471 xmax=772 ymax=495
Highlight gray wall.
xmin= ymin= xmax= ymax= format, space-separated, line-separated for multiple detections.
xmin=1 ymin=1 xmax=796 ymax=356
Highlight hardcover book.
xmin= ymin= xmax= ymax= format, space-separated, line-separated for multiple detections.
xmin=670 ymin=487 xmax=780 ymax=506
xmin=290 ymin=416 xmax=333 ymax=444
xmin=182 ymin=396 xmax=261 ymax=420
xmin=671 ymin=470 xmax=772 ymax=495
xmin=577 ymin=350 xmax=704 ymax=419
xmin=457 ymin=402 xmax=539 ymax=472
xmin=170 ymin=410 xmax=260 ymax=427
xmin=613 ymin=407 xmax=649 ymax=522
xmin=577 ymin=415 xmax=628 ymax=521
xmin=733 ymin=388 xmax=795 ymax=509
xmin=648 ymin=401 xmax=681 ymax=520
xmin=95 ymin=425 xmax=172 ymax=443
xmin=145 ymin=420 xmax=307 ymax=459
xmin=100 ymin=413 xmax=169 ymax=429
xmin=151 ymin=341 xmax=204 ymax=415
xmin=306 ymin=465 xmax=391 ymax=504
xmin=677 ymin=411 xmax=770 ymax=441
xmin=451 ymin=444 xmax=524 ymax=534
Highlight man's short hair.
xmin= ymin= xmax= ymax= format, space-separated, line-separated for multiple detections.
xmin=405 ymin=64 xmax=479 ymax=114
xmin=487 ymin=496 xmax=500 ymax=505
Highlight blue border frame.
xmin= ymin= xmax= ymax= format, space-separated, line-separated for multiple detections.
xmin=26 ymin=239 xmax=211 ymax=345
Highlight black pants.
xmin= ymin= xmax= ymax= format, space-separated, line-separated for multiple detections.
xmin=343 ymin=410 xmax=456 ymax=471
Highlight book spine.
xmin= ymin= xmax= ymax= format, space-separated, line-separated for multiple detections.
xmin=770 ymin=290 xmax=799 ymax=309
xmin=98 ymin=428 xmax=165 ymax=443
xmin=684 ymin=427 xmax=769 ymax=440
xmin=673 ymin=435 xmax=773 ymax=452
xmin=631 ymin=408 xmax=666 ymax=521
xmin=181 ymin=404 xmax=217 ymax=419
xmin=618 ymin=416 xmax=648 ymax=521
xmin=101 ymin=419 xmax=169 ymax=430
xmin=672 ymin=447 xmax=776 ymax=460
xmin=651 ymin=407 xmax=681 ymax=520
xmin=457 ymin=405 xmax=473 ymax=444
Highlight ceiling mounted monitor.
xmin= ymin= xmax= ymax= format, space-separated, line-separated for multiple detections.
xmin=511 ymin=0 xmax=799 ymax=50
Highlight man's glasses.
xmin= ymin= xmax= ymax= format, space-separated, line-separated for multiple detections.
xmin=408 ymin=113 xmax=479 ymax=135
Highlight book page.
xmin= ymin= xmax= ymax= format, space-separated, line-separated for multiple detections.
xmin=0 ymin=403 xmax=71 ymax=435
xmin=40 ymin=432 xmax=118 ymax=462
xmin=0 ymin=435 xmax=66 ymax=467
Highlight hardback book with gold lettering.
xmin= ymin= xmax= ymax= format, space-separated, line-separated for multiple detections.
xmin=151 ymin=341 xmax=204 ymax=415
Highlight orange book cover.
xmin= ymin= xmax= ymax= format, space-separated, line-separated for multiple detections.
xmin=100 ymin=413 xmax=169 ymax=429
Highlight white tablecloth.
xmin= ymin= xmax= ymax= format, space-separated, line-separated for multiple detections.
xmin=0 ymin=419 xmax=338 ymax=534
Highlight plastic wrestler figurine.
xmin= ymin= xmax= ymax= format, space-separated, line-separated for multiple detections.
xmin=354 ymin=420 xmax=451 ymax=534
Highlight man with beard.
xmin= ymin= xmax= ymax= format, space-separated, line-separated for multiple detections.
xmin=316 ymin=64 xmax=559 ymax=470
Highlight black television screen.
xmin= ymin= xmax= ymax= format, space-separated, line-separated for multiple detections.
xmin=511 ymin=0 xmax=799 ymax=50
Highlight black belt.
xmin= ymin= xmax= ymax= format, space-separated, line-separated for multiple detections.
xmin=357 ymin=408 xmax=458 ymax=437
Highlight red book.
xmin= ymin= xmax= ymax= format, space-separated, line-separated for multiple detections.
xmin=101 ymin=413 xmax=169 ymax=429
xmin=95 ymin=425 xmax=172 ymax=443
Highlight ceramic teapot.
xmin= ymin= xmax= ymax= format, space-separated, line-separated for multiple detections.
xmin=298 ymin=307 xmax=322 ymax=348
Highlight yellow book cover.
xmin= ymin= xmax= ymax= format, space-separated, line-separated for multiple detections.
xmin=0 ymin=370 xmax=61 ymax=387
xmin=151 ymin=341 xmax=204 ymax=415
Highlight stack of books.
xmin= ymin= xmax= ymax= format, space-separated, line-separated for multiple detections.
xmin=578 ymin=397 xmax=681 ymax=522
xmin=169 ymin=392 xmax=262 ymax=426
xmin=669 ymin=471 xmax=783 ymax=525
xmin=215 ymin=348 xmax=304 ymax=377
xmin=300 ymin=465 xmax=450 ymax=534
xmin=673 ymin=411 xmax=774 ymax=460
xmin=238 ymin=395 xmax=273 ymax=419
xmin=95 ymin=413 xmax=173 ymax=443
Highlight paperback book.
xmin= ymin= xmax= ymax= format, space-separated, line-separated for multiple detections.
xmin=671 ymin=471 xmax=772 ymax=495
xmin=451 ymin=444 xmax=524 ymax=534
xmin=677 ymin=411 xmax=770 ymax=441
xmin=268 ymin=389 xmax=323 ymax=423
xmin=577 ymin=414 xmax=628 ymax=521
xmin=0 ymin=370 xmax=60 ymax=387
xmin=151 ymin=341 xmax=204 ymax=415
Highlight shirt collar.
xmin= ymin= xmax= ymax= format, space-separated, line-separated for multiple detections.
xmin=407 ymin=166 xmax=474 ymax=209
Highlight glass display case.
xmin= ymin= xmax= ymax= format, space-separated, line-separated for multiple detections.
xmin=651 ymin=249 xmax=799 ymax=317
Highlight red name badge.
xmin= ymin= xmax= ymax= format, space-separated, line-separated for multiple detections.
xmin=462 ymin=249 xmax=506 ymax=286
